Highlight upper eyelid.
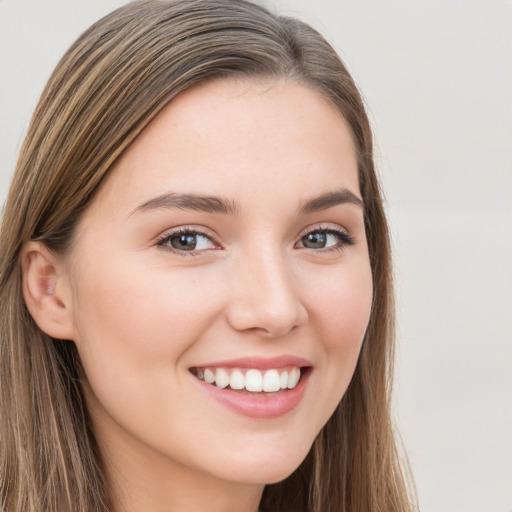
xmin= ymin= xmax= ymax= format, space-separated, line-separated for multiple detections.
xmin=297 ymin=223 xmax=351 ymax=238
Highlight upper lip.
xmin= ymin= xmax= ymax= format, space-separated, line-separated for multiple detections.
xmin=190 ymin=355 xmax=312 ymax=370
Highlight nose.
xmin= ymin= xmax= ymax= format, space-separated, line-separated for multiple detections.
xmin=226 ymin=249 xmax=309 ymax=338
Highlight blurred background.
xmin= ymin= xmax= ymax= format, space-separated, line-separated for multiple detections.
xmin=1 ymin=1 xmax=510 ymax=510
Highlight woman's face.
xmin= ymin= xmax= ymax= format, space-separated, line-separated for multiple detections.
xmin=65 ymin=79 xmax=373 ymax=487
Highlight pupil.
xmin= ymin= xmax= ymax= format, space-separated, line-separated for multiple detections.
xmin=172 ymin=234 xmax=196 ymax=250
xmin=305 ymin=232 xmax=326 ymax=248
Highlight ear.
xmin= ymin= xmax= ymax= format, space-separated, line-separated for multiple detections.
xmin=21 ymin=241 xmax=76 ymax=340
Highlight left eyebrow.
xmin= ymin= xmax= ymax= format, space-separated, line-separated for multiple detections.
xmin=300 ymin=188 xmax=363 ymax=213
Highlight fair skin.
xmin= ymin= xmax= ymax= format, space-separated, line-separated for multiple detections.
xmin=23 ymin=79 xmax=373 ymax=512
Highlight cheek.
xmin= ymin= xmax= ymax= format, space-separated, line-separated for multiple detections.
xmin=302 ymin=259 xmax=373 ymax=415
xmin=69 ymin=256 xmax=223 ymax=408
xmin=73 ymin=260 xmax=213 ymax=353
xmin=307 ymin=259 xmax=373 ymax=347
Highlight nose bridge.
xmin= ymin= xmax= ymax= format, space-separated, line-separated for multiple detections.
xmin=227 ymin=243 xmax=308 ymax=337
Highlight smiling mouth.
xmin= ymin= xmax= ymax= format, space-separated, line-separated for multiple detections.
xmin=189 ymin=366 xmax=307 ymax=393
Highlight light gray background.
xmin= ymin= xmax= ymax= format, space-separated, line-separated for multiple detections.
xmin=1 ymin=1 xmax=511 ymax=511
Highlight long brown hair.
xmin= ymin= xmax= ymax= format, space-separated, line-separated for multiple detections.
xmin=0 ymin=1 xmax=416 ymax=510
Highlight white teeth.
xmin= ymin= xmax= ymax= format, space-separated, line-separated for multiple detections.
xmin=215 ymin=368 xmax=230 ymax=389
xmin=193 ymin=366 xmax=303 ymax=392
xmin=287 ymin=367 xmax=300 ymax=389
xmin=204 ymin=368 xmax=215 ymax=384
xmin=280 ymin=371 xmax=288 ymax=389
xmin=263 ymin=369 xmax=281 ymax=392
xmin=245 ymin=369 xmax=263 ymax=392
xmin=229 ymin=370 xmax=245 ymax=390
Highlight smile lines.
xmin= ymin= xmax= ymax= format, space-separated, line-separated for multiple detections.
xmin=191 ymin=366 xmax=302 ymax=392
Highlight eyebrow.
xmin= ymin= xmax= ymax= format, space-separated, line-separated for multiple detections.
xmin=299 ymin=188 xmax=364 ymax=213
xmin=131 ymin=187 xmax=363 ymax=217
xmin=131 ymin=193 xmax=240 ymax=216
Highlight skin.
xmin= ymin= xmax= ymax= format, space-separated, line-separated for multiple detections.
xmin=25 ymin=79 xmax=373 ymax=512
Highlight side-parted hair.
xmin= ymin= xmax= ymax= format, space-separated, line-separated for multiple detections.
xmin=0 ymin=1 xmax=416 ymax=511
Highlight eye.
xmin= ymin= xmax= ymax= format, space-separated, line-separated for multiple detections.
xmin=297 ymin=227 xmax=354 ymax=251
xmin=157 ymin=229 xmax=217 ymax=253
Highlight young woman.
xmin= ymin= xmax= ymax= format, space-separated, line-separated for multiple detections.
xmin=0 ymin=1 xmax=415 ymax=511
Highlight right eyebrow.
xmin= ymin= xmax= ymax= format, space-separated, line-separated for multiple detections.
xmin=130 ymin=192 xmax=240 ymax=216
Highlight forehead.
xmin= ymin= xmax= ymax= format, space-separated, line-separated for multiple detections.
xmin=84 ymin=78 xmax=360 ymax=220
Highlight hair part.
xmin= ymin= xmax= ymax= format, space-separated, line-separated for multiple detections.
xmin=0 ymin=1 xmax=416 ymax=510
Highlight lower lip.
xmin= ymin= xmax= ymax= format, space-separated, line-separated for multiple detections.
xmin=194 ymin=369 xmax=311 ymax=419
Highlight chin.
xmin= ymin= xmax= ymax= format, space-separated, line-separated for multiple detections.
xmin=209 ymin=440 xmax=313 ymax=485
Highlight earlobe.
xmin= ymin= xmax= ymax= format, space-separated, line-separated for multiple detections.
xmin=21 ymin=241 xmax=76 ymax=340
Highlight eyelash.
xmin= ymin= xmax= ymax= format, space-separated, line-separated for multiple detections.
xmin=296 ymin=226 xmax=355 ymax=253
xmin=155 ymin=225 xmax=355 ymax=256
xmin=156 ymin=227 xmax=220 ymax=256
